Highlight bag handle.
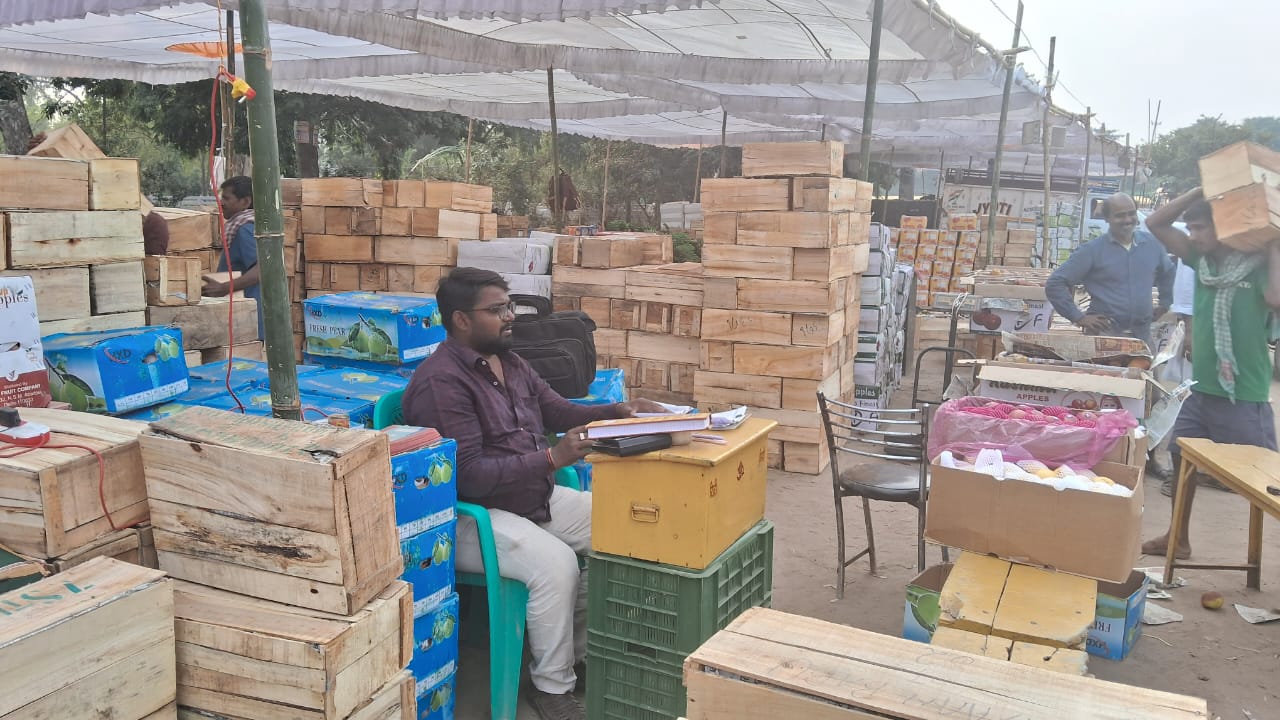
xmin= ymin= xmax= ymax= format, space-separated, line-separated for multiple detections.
xmin=510 ymin=293 xmax=552 ymax=318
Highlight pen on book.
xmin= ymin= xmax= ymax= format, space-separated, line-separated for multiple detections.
xmin=692 ymin=433 xmax=727 ymax=444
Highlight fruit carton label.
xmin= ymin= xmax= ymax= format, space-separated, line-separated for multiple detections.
xmin=198 ymin=390 xmax=374 ymax=426
xmin=415 ymin=669 xmax=456 ymax=719
xmin=386 ymin=436 xmax=458 ymax=533
xmin=120 ymin=399 xmax=199 ymax=422
xmin=401 ymin=518 xmax=456 ymax=605
xmin=569 ymin=368 xmax=626 ymax=407
xmin=0 ymin=347 xmax=50 ymax=408
xmin=410 ymin=593 xmax=460 ymax=686
xmin=303 ymin=292 xmax=445 ymax=365
xmin=969 ymin=299 xmax=1053 ymax=335
xmin=1087 ymin=571 xmax=1147 ymax=660
xmin=298 ymin=367 xmax=409 ymax=404
xmin=42 ymin=326 xmax=188 ymax=414
xmin=0 ymin=276 xmax=42 ymax=354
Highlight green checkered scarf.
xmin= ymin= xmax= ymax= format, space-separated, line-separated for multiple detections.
xmin=1197 ymin=251 xmax=1267 ymax=402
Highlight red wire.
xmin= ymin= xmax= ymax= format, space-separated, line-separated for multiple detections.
xmin=209 ymin=75 xmax=245 ymax=413
xmin=0 ymin=438 xmax=120 ymax=532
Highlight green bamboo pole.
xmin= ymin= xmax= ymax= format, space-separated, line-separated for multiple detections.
xmin=240 ymin=0 xmax=300 ymax=420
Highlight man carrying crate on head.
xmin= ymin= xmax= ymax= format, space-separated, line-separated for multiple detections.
xmin=1141 ymin=188 xmax=1280 ymax=560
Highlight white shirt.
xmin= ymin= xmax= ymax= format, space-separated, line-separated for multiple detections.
xmin=1172 ymin=259 xmax=1196 ymax=316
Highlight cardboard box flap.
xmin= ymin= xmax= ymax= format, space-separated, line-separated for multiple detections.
xmin=974 ymin=283 xmax=1047 ymax=301
xmin=978 ymin=364 xmax=1146 ymax=400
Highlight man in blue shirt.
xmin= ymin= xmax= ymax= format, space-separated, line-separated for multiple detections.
xmin=202 ymin=175 xmax=264 ymax=340
xmin=1044 ymin=193 xmax=1175 ymax=348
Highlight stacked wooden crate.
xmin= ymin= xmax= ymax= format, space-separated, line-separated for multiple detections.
xmin=0 ymin=154 xmax=148 ymax=336
xmin=496 ymin=214 xmax=530 ymax=238
xmin=285 ymin=178 xmax=496 ymax=359
xmin=550 ymin=234 xmax=692 ymax=403
xmin=0 ymin=557 xmax=178 ymax=720
xmin=696 ymin=141 xmax=870 ymax=474
xmin=139 ymin=407 xmax=416 ymax=720
xmin=0 ymin=408 xmax=158 ymax=573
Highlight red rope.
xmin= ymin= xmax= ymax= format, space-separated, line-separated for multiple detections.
xmin=0 ymin=438 xmax=119 ymax=532
xmin=209 ymin=75 xmax=245 ymax=413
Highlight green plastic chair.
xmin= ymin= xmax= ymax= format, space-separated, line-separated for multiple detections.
xmin=372 ymin=388 xmax=579 ymax=720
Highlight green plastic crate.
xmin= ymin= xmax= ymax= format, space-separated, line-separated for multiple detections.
xmin=585 ymin=630 xmax=687 ymax=720
xmin=587 ymin=519 xmax=773 ymax=655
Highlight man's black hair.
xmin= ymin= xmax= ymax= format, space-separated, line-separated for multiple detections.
xmin=1183 ymin=199 xmax=1213 ymax=225
xmin=437 ymin=267 xmax=509 ymax=334
xmin=220 ymin=175 xmax=253 ymax=207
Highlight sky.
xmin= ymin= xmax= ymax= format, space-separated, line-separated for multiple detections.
xmin=939 ymin=0 xmax=1278 ymax=142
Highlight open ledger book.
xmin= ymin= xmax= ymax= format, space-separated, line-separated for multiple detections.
xmin=585 ymin=413 xmax=711 ymax=440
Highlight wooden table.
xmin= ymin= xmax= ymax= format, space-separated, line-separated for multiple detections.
xmin=1165 ymin=437 xmax=1280 ymax=588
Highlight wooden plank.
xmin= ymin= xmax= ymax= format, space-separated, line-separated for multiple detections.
xmin=735 ymin=212 xmax=849 ymax=248
xmin=551 ymin=266 xmax=628 ymax=299
xmin=155 ymin=208 xmax=216 ymax=252
xmin=410 ymin=208 xmax=481 ymax=239
xmin=703 ymin=245 xmax=792 ymax=280
xmin=6 ymin=637 xmax=173 ymax=720
xmin=929 ymin=626 xmax=1012 ymax=660
xmin=672 ymin=305 xmax=702 ymax=338
xmin=792 ymin=311 xmax=844 ymax=347
xmin=991 ymin=563 xmax=1096 ymax=649
xmin=626 ymin=331 xmax=700 ymax=364
xmin=146 ymin=299 xmax=258 ymax=350
xmin=424 ymin=181 xmax=493 ymax=213
xmin=686 ymin=667 xmax=879 ymax=720
xmin=347 ymin=671 xmax=415 ymax=720
xmin=624 ymin=263 xmax=704 ymax=306
xmin=379 ymin=207 xmax=411 ymax=236
xmin=554 ymin=236 xmax=581 ymax=265
xmin=382 ymin=180 xmax=425 ymax=208
xmin=733 ymin=343 xmax=837 ymax=381
xmin=780 ymin=374 xmax=842 ymax=411
xmin=88 ymin=157 xmax=142 ymax=211
xmin=939 ymin=552 xmax=1011 ymax=635
xmin=699 ymin=179 xmax=790 ymax=212
xmin=1009 ymin=641 xmax=1089 ymax=675
xmin=790 ymin=177 xmax=873 ymax=213
xmin=700 ymin=308 xmax=792 ymax=345
xmin=0 ymin=266 xmax=90 ymax=321
xmin=594 ymin=328 xmax=628 ymax=358
xmin=702 ymin=211 xmax=737 ymax=245
xmin=303 ymin=234 xmax=374 ymax=263
xmin=693 ymin=371 xmax=782 ymax=409
xmin=741 ymin=141 xmax=843 ymax=178
xmin=301 ymin=205 xmax=328 ymax=234
xmin=640 ymin=301 xmax=672 ymax=334
xmin=46 ymin=525 xmax=144 ymax=572
xmin=699 ymin=341 xmax=734 ymax=373
xmin=40 ymin=310 xmax=146 ymax=337
xmin=0 ymin=156 xmax=89 ymax=211
xmin=576 ymin=296 xmax=610 ymax=327
xmin=144 ymin=255 xmax=202 ymax=307
xmin=301 ymin=179 xmax=383 ymax=208
xmin=0 ymin=558 xmax=172 ymax=717
xmin=792 ymin=245 xmax=856 ymax=282
xmin=684 ymin=607 xmax=1210 ymax=720
xmin=200 ymin=341 xmax=264 ymax=364
xmin=322 ymin=207 xmax=380 ymax=236
xmin=669 ymin=363 xmax=696 ymax=395
xmin=735 ymin=279 xmax=841 ymax=314
xmin=7 ymin=211 xmax=143 ymax=268
xmin=358 ymin=264 xmax=388 ymax=291
xmin=89 ymin=260 xmax=146 ymax=314
xmin=373 ymin=236 xmax=454 ymax=266
xmin=609 ymin=299 xmax=641 ymax=330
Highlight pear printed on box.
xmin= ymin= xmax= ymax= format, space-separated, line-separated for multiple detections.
xmin=303 ymin=292 xmax=445 ymax=365
xmin=198 ymin=390 xmax=374 ymax=426
xmin=401 ymin=518 xmax=457 ymax=606
xmin=42 ymin=326 xmax=189 ymax=414
xmin=417 ymin=671 xmax=456 ymax=720
xmin=298 ymin=367 xmax=409 ymax=403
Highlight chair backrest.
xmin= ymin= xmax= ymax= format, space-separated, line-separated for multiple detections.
xmin=372 ymin=388 xmax=405 ymax=430
xmin=817 ymin=391 xmax=930 ymax=471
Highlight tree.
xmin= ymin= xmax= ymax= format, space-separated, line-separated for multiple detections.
xmin=1148 ymin=115 xmax=1280 ymax=194
xmin=0 ymin=72 xmax=33 ymax=155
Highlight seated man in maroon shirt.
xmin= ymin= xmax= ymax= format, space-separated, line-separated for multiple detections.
xmin=402 ymin=267 xmax=664 ymax=720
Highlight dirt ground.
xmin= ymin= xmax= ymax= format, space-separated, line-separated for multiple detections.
xmin=454 ymin=382 xmax=1280 ymax=720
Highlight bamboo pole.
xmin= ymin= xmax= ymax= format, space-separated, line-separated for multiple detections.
xmin=1041 ymin=36 xmax=1056 ymax=269
xmin=986 ymin=0 xmax=1024 ymax=268
xmin=240 ymin=0 xmax=300 ymax=420
xmin=859 ymin=0 xmax=886 ymax=181
xmin=465 ymin=117 xmax=473 ymax=184
xmin=602 ymin=139 xmax=612 ymax=228
xmin=547 ymin=67 xmax=561 ymax=230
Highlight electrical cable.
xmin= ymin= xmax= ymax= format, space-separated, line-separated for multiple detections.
xmin=0 ymin=437 xmax=119 ymax=532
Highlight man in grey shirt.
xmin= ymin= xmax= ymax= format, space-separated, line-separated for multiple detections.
xmin=1044 ymin=193 xmax=1175 ymax=348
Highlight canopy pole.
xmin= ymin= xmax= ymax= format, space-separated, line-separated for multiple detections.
xmin=719 ymin=109 xmax=728 ymax=177
xmin=221 ymin=10 xmax=236 ymax=175
xmin=465 ymin=118 xmax=473 ymax=184
xmin=1077 ymin=106 xmax=1094 ymax=248
xmin=858 ymin=0 xmax=886 ymax=181
xmin=693 ymin=142 xmax=703 ymax=203
xmin=1099 ymin=122 xmax=1108 ymax=177
xmin=985 ymin=0 xmax=1024 ymax=269
xmin=240 ymin=0 xmax=299 ymax=420
xmin=1041 ymin=36 xmax=1056 ymax=269
xmin=602 ymin=139 xmax=612 ymax=227
xmin=937 ymin=150 xmax=945 ymax=198
xmin=547 ymin=67 xmax=561 ymax=230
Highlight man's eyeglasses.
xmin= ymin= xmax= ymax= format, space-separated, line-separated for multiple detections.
xmin=469 ymin=301 xmax=517 ymax=318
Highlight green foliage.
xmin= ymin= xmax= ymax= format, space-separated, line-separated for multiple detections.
xmin=1149 ymin=115 xmax=1280 ymax=194
xmin=671 ymin=232 xmax=701 ymax=263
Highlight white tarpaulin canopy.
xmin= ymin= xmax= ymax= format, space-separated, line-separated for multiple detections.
xmin=0 ymin=0 xmax=1118 ymax=163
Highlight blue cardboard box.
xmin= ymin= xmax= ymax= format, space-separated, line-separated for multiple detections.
xmin=401 ymin=518 xmax=456 ymax=607
xmin=187 ymin=359 xmax=323 ymax=388
xmin=119 ymin=399 xmax=200 ymax=422
xmin=302 ymin=354 xmax=424 ymax=379
xmin=416 ymin=670 xmax=456 ymax=720
xmin=303 ymin=292 xmax=445 ymax=366
xmin=43 ymin=326 xmax=189 ymax=414
xmin=903 ymin=564 xmax=951 ymax=642
xmin=569 ymin=368 xmax=627 ymax=407
xmin=382 ymin=431 xmax=458 ymax=533
xmin=1087 ymin=571 xmax=1148 ymax=660
xmin=179 ymin=377 xmax=257 ymax=403
xmin=410 ymin=593 xmax=460 ymax=688
xmin=299 ymin=367 xmax=409 ymax=404
xmin=199 ymin=390 xmax=374 ymax=426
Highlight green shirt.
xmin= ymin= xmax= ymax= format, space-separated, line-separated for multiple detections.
xmin=1189 ymin=252 xmax=1272 ymax=403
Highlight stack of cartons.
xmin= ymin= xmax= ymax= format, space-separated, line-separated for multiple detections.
xmin=139 ymin=407 xmax=417 ymax=719
xmin=286 ymin=178 xmax=496 ymax=360
xmin=854 ymin=227 xmax=913 ymax=420
xmin=0 ymin=154 xmax=148 ymax=336
xmin=1199 ymin=141 xmax=1280 ymax=252
xmin=610 ymin=263 xmax=703 ymax=404
xmin=891 ymin=221 xmax=982 ymax=305
xmin=1034 ymin=200 xmax=1080 ymax=266
xmin=0 ymin=557 xmax=178 ymax=720
xmin=697 ymin=141 xmax=870 ymax=474
xmin=457 ymin=234 xmax=553 ymax=301
xmin=0 ymin=408 xmax=157 ymax=571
